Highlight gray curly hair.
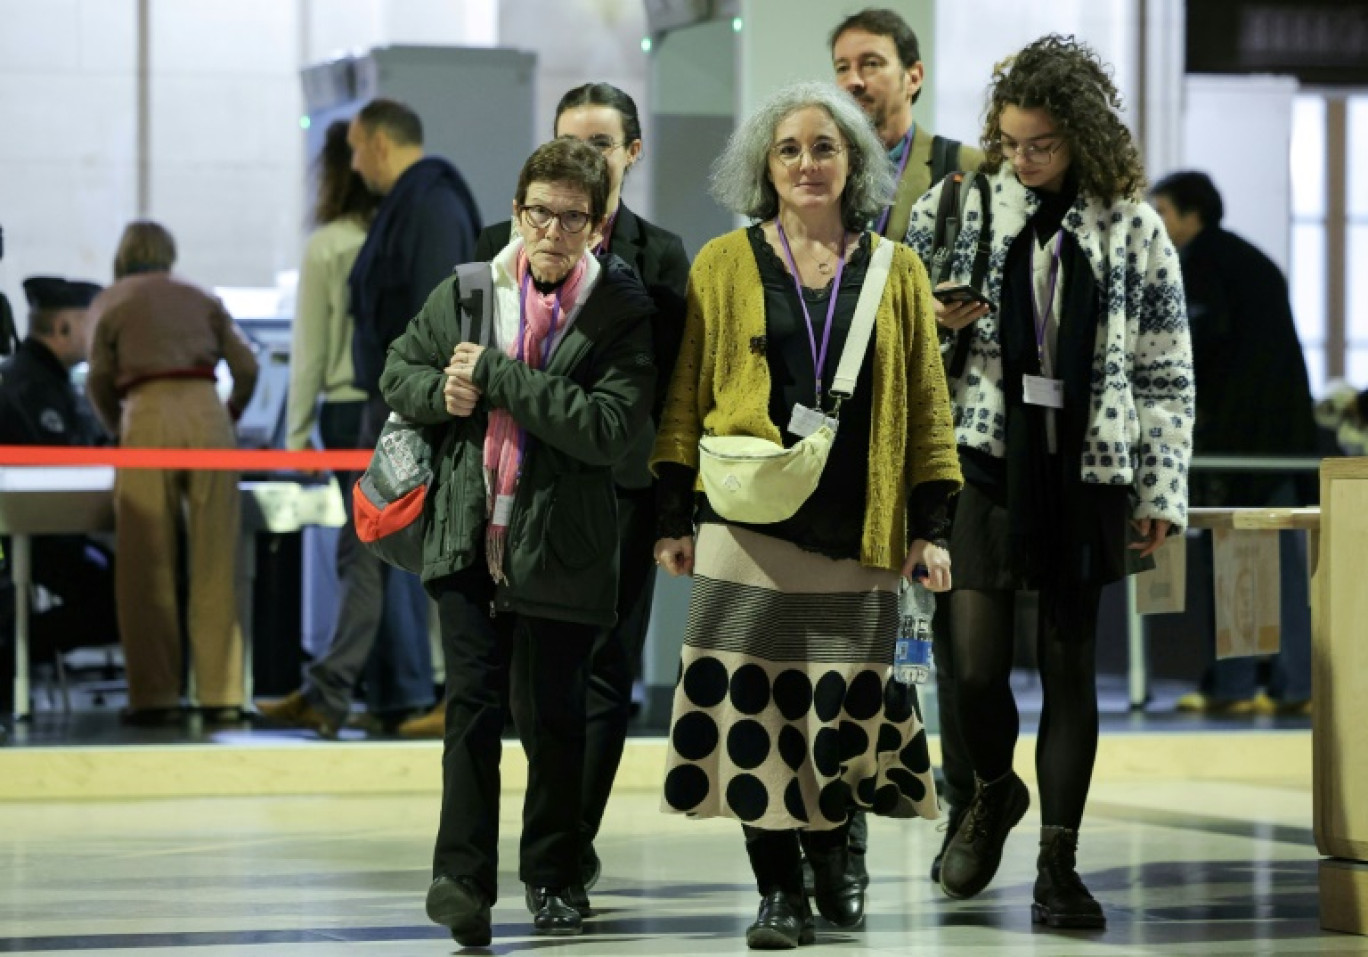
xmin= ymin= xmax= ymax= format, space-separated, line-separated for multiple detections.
xmin=710 ymin=81 xmax=895 ymax=231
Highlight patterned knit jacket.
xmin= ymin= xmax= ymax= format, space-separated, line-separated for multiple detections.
xmin=650 ymin=228 xmax=963 ymax=572
xmin=904 ymin=168 xmax=1195 ymax=530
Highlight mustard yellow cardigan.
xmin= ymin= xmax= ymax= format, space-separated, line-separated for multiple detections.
xmin=650 ymin=228 xmax=963 ymax=572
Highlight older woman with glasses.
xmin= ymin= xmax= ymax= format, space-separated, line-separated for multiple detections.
xmin=651 ymin=80 xmax=961 ymax=949
xmin=903 ymin=35 xmax=1194 ymax=929
xmin=475 ymin=82 xmax=690 ymax=893
xmin=381 ymin=137 xmax=657 ymax=946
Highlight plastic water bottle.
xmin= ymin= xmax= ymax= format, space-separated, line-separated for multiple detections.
xmin=894 ymin=574 xmax=936 ymax=685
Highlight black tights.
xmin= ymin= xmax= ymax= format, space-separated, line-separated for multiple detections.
xmin=950 ymin=584 xmax=1101 ymax=830
xmin=742 ymin=824 xmax=849 ymax=896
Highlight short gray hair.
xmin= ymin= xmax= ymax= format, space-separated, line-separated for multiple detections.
xmin=710 ymin=81 xmax=895 ymax=231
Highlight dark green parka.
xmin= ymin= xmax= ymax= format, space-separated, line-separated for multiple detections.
xmin=379 ymin=255 xmax=657 ymax=626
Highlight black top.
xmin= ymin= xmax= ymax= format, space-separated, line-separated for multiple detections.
xmin=1179 ymin=225 xmax=1318 ymax=507
xmin=0 ymin=338 xmax=105 ymax=446
xmin=349 ymin=156 xmax=481 ymax=396
xmin=658 ymin=226 xmax=952 ymax=561
xmin=986 ymin=189 xmax=1138 ymax=588
xmin=475 ymin=203 xmax=690 ymax=489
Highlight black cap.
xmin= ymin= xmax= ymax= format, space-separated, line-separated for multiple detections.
xmin=23 ymin=276 xmax=103 ymax=311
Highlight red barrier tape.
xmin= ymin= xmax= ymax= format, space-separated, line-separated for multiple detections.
xmin=0 ymin=446 xmax=373 ymax=471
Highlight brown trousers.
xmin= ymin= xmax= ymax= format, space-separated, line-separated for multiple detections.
xmin=115 ymin=379 xmax=243 ymax=709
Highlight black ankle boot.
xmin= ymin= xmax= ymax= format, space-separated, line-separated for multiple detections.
xmin=930 ymin=803 xmax=966 ymax=883
xmin=1031 ymin=826 xmax=1106 ymax=929
xmin=746 ymin=890 xmax=815 ymax=950
xmin=938 ymin=770 xmax=1030 ymax=900
xmin=804 ymin=843 xmax=864 ymax=927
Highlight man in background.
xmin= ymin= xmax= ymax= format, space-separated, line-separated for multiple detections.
xmin=1151 ymin=170 xmax=1317 ymax=716
xmin=260 ymin=99 xmax=481 ymax=739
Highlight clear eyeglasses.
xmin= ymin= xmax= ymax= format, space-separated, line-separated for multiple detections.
xmin=770 ymin=141 xmax=845 ymax=167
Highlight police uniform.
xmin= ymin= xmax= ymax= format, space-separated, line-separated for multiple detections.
xmin=0 ymin=278 xmax=116 ymax=694
xmin=0 ymin=279 xmax=104 ymax=447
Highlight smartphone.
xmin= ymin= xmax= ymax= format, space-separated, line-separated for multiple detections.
xmin=933 ymin=283 xmax=995 ymax=310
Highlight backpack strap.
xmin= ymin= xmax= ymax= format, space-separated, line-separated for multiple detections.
xmin=929 ymin=171 xmax=993 ymax=379
xmin=929 ymin=172 xmax=964 ymax=287
xmin=452 ymin=261 xmax=494 ymax=347
xmin=929 ymin=135 xmax=962 ymax=190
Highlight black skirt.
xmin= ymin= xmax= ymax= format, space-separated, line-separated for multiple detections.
xmin=949 ymin=465 xmax=1142 ymax=593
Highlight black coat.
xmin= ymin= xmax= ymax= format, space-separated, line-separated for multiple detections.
xmin=1180 ymin=226 xmax=1317 ymax=506
xmin=349 ymin=157 xmax=482 ymax=396
xmin=475 ymin=203 xmax=689 ymax=488
xmin=0 ymin=338 xmax=104 ymax=446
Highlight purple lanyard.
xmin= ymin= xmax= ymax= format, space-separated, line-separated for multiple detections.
xmin=873 ymin=125 xmax=916 ymax=237
xmin=776 ymin=222 xmax=847 ymax=408
xmin=593 ymin=210 xmax=618 ymax=255
xmin=1032 ymin=232 xmax=1064 ymax=369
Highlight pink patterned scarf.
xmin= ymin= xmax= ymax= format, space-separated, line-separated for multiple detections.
xmin=483 ymin=247 xmax=589 ymax=582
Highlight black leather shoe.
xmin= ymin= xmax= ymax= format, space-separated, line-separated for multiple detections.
xmin=746 ymin=890 xmax=815 ymax=949
xmin=940 ymin=771 xmax=1031 ymax=900
xmin=425 ymin=875 xmax=492 ymax=947
xmin=524 ymin=886 xmax=583 ymax=936
xmin=564 ymin=883 xmax=593 ymax=917
xmin=930 ymin=804 xmax=967 ymax=883
xmin=581 ymin=842 xmax=602 ymax=891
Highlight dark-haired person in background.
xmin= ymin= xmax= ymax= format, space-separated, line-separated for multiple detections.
xmin=1 ymin=278 xmax=116 ymax=700
xmin=830 ymin=6 xmax=985 ymax=887
xmin=86 ymin=221 xmax=259 ymax=725
xmin=284 ymin=119 xmax=379 ymax=455
xmin=477 ymin=81 xmax=689 ymax=889
xmin=261 ymin=99 xmax=481 ymax=739
xmin=1150 ymin=169 xmax=1316 ymax=716
xmin=831 ymin=8 xmax=983 ymax=241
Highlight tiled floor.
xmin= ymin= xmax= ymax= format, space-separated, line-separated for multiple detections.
xmin=0 ymin=777 xmax=1361 ymax=955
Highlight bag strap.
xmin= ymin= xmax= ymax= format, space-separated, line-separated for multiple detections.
xmin=830 ymin=234 xmax=894 ymax=403
xmin=929 ymin=172 xmax=964 ymax=287
xmin=929 ymin=135 xmax=962 ymax=190
xmin=452 ymin=261 xmax=494 ymax=347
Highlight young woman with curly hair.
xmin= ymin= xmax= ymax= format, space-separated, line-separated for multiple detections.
xmin=903 ymin=35 xmax=1194 ymax=929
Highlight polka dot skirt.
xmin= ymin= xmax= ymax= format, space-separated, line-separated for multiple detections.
xmin=660 ymin=524 xmax=940 ymax=830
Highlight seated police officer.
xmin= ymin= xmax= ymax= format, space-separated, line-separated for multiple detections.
xmin=0 ymin=277 xmax=117 ymax=678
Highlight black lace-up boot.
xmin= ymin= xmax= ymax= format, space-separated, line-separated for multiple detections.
xmin=1031 ymin=826 xmax=1106 ymax=929
xmin=938 ymin=770 xmax=1030 ymax=899
xmin=930 ymin=803 xmax=967 ymax=883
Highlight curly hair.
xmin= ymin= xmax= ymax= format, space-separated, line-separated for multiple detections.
xmin=980 ymin=35 xmax=1146 ymax=205
xmin=710 ymin=81 xmax=895 ymax=231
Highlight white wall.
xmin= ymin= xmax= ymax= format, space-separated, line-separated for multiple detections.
xmin=499 ymin=0 xmax=652 ymax=215
xmin=0 ymin=0 xmax=494 ymax=335
xmin=933 ymin=0 xmax=1139 ymax=148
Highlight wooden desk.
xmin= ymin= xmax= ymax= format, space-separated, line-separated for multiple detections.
xmin=1315 ymin=460 xmax=1368 ymax=935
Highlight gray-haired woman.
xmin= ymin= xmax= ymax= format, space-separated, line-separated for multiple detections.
xmin=651 ymin=81 xmax=962 ymax=949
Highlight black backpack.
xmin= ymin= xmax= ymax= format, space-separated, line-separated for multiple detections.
xmin=928 ymin=170 xmax=993 ymax=378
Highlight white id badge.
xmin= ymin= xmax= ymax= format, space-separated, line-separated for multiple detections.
xmin=492 ymin=494 xmax=515 ymax=526
xmin=1022 ymin=375 xmax=1065 ymax=409
xmin=787 ymin=403 xmax=839 ymax=438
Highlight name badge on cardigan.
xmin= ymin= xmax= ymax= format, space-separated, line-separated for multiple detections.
xmin=788 ymin=402 xmax=839 ymax=439
xmin=1022 ymin=374 xmax=1064 ymax=409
